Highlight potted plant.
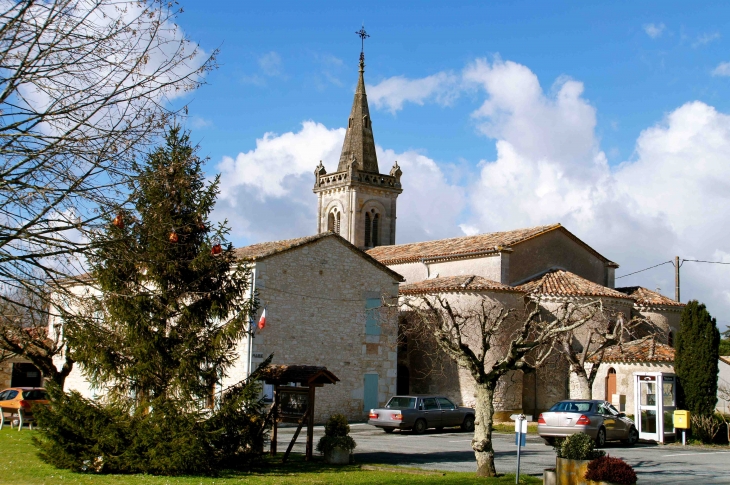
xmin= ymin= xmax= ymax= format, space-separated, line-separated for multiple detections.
xmin=554 ymin=433 xmax=605 ymax=485
xmin=585 ymin=455 xmax=637 ymax=485
xmin=316 ymin=414 xmax=357 ymax=464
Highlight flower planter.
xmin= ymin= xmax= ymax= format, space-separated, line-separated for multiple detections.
xmin=324 ymin=446 xmax=351 ymax=464
xmin=555 ymin=458 xmax=635 ymax=485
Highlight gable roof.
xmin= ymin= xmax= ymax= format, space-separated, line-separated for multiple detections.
xmin=614 ymin=286 xmax=685 ymax=308
xmin=366 ymin=223 xmax=614 ymax=266
xmin=399 ymin=275 xmax=523 ymax=295
xmin=515 ymin=269 xmax=633 ymax=300
xmin=233 ymin=232 xmax=404 ymax=282
xmin=592 ymin=336 xmax=675 ymax=364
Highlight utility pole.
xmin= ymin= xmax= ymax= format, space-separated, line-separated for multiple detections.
xmin=675 ymin=256 xmax=680 ymax=303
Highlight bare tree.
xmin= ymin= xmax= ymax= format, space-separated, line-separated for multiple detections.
xmin=555 ymin=310 xmax=648 ymax=399
xmin=0 ymin=0 xmax=215 ymax=297
xmin=0 ymin=285 xmax=74 ymax=386
xmin=0 ymin=0 xmax=215 ymax=376
xmin=402 ymin=295 xmax=600 ymax=477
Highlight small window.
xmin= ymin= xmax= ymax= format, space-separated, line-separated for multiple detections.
xmin=372 ymin=213 xmax=380 ymax=247
xmin=437 ymin=397 xmax=455 ymax=410
xmin=668 ymin=331 xmax=674 ymax=347
xmin=365 ymin=298 xmax=380 ymax=336
xmin=364 ymin=213 xmax=371 ymax=247
xmin=327 ymin=212 xmax=335 ymax=232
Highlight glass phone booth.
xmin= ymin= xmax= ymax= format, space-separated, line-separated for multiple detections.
xmin=633 ymin=372 xmax=676 ymax=443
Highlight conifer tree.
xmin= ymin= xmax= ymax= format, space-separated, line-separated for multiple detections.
xmin=675 ymin=300 xmax=720 ymax=416
xmin=68 ymin=126 xmax=253 ymax=410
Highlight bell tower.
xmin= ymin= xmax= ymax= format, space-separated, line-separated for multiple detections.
xmin=313 ymin=28 xmax=403 ymax=249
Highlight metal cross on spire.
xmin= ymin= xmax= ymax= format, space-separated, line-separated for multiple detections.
xmin=356 ymin=24 xmax=369 ymax=68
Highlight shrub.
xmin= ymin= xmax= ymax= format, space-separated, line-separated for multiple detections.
xmin=316 ymin=414 xmax=356 ymax=455
xmin=553 ymin=432 xmax=605 ymax=460
xmin=585 ymin=455 xmax=637 ymax=485
xmin=691 ymin=414 xmax=723 ymax=444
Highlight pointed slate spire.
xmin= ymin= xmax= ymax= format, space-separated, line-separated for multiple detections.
xmin=337 ymin=52 xmax=379 ymax=173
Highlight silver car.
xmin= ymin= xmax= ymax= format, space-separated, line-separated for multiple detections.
xmin=368 ymin=395 xmax=475 ymax=434
xmin=537 ymin=399 xmax=639 ymax=447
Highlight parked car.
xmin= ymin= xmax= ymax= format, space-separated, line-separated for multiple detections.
xmin=537 ymin=399 xmax=638 ymax=447
xmin=0 ymin=387 xmax=49 ymax=426
xmin=368 ymin=395 xmax=475 ymax=434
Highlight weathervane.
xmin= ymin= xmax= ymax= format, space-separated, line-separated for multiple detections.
xmin=356 ymin=24 xmax=369 ymax=68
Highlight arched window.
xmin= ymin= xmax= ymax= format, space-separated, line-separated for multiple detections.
xmin=372 ymin=213 xmax=380 ymax=247
xmin=668 ymin=331 xmax=674 ymax=347
xmin=364 ymin=212 xmax=371 ymax=246
xmin=606 ymin=367 xmax=617 ymax=401
xmin=336 ymin=212 xmax=341 ymax=234
xmin=327 ymin=212 xmax=335 ymax=232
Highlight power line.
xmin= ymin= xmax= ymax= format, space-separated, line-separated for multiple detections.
xmin=682 ymin=259 xmax=730 ymax=265
xmin=615 ymin=261 xmax=673 ymax=280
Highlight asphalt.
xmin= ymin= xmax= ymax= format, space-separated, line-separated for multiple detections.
xmin=276 ymin=423 xmax=730 ymax=484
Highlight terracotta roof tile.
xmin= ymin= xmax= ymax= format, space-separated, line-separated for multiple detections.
xmin=615 ymin=286 xmax=685 ymax=307
xmin=233 ymin=232 xmax=404 ymax=282
xmin=515 ymin=269 xmax=633 ymax=300
xmin=592 ymin=337 xmax=675 ymax=363
xmin=399 ymin=275 xmax=523 ymax=295
xmin=258 ymin=364 xmax=339 ymax=385
xmin=366 ymin=224 xmax=562 ymax=265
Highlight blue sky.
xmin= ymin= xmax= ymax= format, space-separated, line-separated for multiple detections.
xmin=171 ymin=1 xmax=730 ymax=328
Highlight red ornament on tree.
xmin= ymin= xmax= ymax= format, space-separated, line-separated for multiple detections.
xmin=169 ymin=231 xmax=179 ymax=243
xmin=211 ymin=243 xmax=222 ymax=256
xmin=112 ymin=214 xmax=124 ymax=228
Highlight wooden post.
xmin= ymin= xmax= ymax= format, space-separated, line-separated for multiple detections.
xmin=270 ymin=386 xmax=279 ymax=456
xmin=282 ymin=408 xmax=309 ymax=464
xmin=305 ymin=385 xmax=316 ymax=461
xmin=675 ymin=256 xmax=680 ymax=302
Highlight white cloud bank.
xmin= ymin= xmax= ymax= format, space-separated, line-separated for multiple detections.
xmin=368 ymin=72 xmax=460 ymax=114
xmin=215 ymin=57 xmax=730 ymax=327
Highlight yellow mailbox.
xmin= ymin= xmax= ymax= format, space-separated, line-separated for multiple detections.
xmin=674 ymin=410 xmax=690 ymax=429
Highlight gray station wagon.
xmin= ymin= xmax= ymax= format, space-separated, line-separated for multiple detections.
xmin=537 ymin=399 xmax=639 ymax=447
xmin=368 ymin=395 xmax=475 ymax=434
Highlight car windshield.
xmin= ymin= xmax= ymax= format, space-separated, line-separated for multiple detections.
xmin=549 ymin=401 xmax=593 ymax=412
xmin=386 ymin=397 xmax=416 ymax=409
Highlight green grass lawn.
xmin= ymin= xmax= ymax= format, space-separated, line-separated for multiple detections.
xmin=492 ymin=423 xmax=538 ymax=435
xmin=0 ymin=429 xmax=540 ymax=485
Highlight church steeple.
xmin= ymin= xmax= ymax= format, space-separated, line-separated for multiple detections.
xmin=313 ymin=28 xmax=403 ymax=249
xmin=337 ymin=32 xmax=379 ymax=173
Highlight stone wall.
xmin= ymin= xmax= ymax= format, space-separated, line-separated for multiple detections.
xmin=222 ymin=236 xmax=401 ymax=423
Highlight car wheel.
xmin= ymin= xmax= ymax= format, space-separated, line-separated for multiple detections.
xmin=622 ymin=426 xmax=639 ymax=446
xmin=461 ymin=415 xmax=475 ymax=432
xmin=383 ymin=427 xmax=395 ymax=434
xmin=413 ymin=419 xmax=427 ymax=435
xmin=596 ymin=427 xmax=606 ymax=448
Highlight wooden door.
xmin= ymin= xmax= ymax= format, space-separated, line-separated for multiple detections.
xmin=606 ymin=368 xmax=617 ymax=401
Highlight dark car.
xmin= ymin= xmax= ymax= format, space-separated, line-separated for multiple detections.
xmin=537 ymin=399 xmax=638 ymax=447
xmin=367 ymin=395 xmax=475 ymax=434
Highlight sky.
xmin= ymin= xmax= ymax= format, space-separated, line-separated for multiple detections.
xmin=168 ymin=1 xmax=730 ymax=330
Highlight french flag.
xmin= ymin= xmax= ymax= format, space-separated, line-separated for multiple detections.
xmin=257 ymin=307 xmax=267 ymax=330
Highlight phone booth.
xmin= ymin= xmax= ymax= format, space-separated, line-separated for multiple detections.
xmin=633 ymin=372 xmax=676 ymax=443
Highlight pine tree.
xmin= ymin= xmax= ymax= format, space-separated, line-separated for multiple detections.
xmin=68 ymin=125 xmax=253 ymax=408
xmin=675 ymin=300 xmax=720 ymax=416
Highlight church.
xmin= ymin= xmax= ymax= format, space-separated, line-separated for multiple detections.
xmin=54 ymin=46 xmax=683 ymax=427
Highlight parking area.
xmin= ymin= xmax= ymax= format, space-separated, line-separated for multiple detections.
xmin=276 ymin=424 xmax=730 ymax=484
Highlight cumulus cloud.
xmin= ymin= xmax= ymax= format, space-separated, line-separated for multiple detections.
xmin=712 ymin=62 xmax=730 ymax=77
xmin=368 ymin=72 xmax=460 ymax=113
xmin=643 ymin=23 xmax=665 ymax=39
xmin=214 ymin=122 xmax=465 ymax=244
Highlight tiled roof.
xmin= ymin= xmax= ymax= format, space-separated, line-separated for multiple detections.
xmin=614 ymin=286 xmax=685 ymax=307
xmin=399 ymin=275 xmax=523 ymax=295
xmin=258 ymin=364 xmax=339 ymax=385
xmin=515 ymin=269 xmax=633 ymax=300
xmin=367 ymin=224 xmax=562 ymax=265
xmin=720 ymin=356 xmax=730 ymax=366
xmin=233 ymin=232 xmax=404 ymax=282
xmin=592 ymin=337 xmax=675 ymax=363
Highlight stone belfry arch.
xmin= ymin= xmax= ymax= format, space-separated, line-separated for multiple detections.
xmin=313 ymin=29 xmax=403 ymax=250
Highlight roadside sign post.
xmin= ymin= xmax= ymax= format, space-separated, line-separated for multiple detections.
xmin=512 ymin=413 xmax=528 ymax=484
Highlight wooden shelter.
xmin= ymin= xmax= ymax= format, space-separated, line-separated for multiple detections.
xmin=259 ymin=364 xmax=339 ymax=461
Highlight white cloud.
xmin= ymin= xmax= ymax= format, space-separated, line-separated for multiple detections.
xmin=214 ymin=122 xmax=465 ymax=244
xmin=693 ymin=32 xmax=720 ymax=47
xmin=643 ymin=23 xmax=665 ymax=39
xmin=368 ymin=72 xmax=460 ymax=113
xmin=712 ymin=62 xmax=730 ymax=77
xmin=258 ymin=51 xmax=282 ymax=76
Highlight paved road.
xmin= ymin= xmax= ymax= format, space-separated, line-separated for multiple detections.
xmin=276 ymin=423 xmax=730 ymax=484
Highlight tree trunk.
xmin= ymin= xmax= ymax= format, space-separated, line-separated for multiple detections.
xmin=570 ymin=367 xmax=592 ymax=399
xmin=472 ymin=382 xmax=497 ymax=477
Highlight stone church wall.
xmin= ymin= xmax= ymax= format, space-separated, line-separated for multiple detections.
xmin=231 ymin=236 xmax=400 ymax=423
